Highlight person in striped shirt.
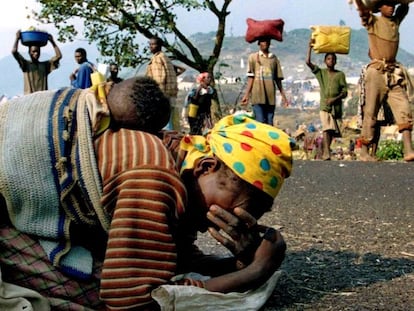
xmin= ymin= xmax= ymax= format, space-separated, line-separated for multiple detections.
xmin=0 ymin=77 xmax=293 ymax=310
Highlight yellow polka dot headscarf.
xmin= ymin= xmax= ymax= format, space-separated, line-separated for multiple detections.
xmin=180 ymin=115 xmax=295 ymax=198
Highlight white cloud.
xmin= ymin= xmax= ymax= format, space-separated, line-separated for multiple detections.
xmin=0 ymin=0 xmax=60 ymax=58
xmin=0 ymin=0 xmax=42 ymax=31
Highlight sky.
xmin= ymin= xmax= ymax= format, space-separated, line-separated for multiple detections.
xmin=1 ymin=0 xmax=414 ymax=59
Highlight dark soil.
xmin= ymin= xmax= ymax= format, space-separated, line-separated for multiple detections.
xmin=197 ymin=160 xmax=414 ymax=310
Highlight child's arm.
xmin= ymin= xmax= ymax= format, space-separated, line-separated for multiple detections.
xmin=395 ymin=3 xmax=409 ymax=21
xmin=305 ymin=38 xmax=315 ymax=70
xmin=354 ymin=0 xmax=370 ymax=23
xmin=275 ymin=78 xmax=289 ymax=107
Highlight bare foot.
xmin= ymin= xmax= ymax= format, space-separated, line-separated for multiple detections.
xmin=359 ymin=154 xmax=378 ymax=162
xmin=322 ymin=153 xmax=331 ymax=161
xmin=403 ymin=152 xmax=414 ymax=162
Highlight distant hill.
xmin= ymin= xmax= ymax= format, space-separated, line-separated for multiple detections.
xmin=2 ymin=28 xmax=414 ymax=97
xmin=214 ymin=28 xmax=414 ymax=81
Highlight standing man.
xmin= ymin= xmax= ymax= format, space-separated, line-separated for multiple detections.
xmin=241 ymin=37 xmax=289 ymax=125
xmin=306 ymin=39 xmax=348 ymax=161
xmin=146 ymin=36 xmax=179 ymax=130
xmin=70 ymin=47 xmax=95 ymax=89
xmin=107 ymin=62 xmax=124 ymax=84
xmin=354 ymin=0 xmax=414 ymax=161
xmin=12 ymin=29 xmax=62 ymax=95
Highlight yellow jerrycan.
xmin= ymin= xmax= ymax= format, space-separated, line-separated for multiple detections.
xmin=310 ymin=25 xmax=351 ymax=54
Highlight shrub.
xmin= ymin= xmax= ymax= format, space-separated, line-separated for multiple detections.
xmin=376 ymin=140 xmax=404 ymax=161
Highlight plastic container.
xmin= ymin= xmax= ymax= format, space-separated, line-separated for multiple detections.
xmin=20 ymin=31 xmax=49 ymax=47
xmin=188 ymin=104 xmax=199 ymax=118
xmin=91 ymin=72 xmax=105 ymax=85
xmin=310 ymin=25 xmax=351 ymax=54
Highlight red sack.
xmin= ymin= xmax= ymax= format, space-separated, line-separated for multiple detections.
xmin=245 ymin=18 xmax=284 ymax=43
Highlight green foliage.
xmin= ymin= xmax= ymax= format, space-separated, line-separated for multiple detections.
xmin=32 ymin=0 xmax=232 ymax=73
xmin=376 ymin=140 xmax=404 ymax=161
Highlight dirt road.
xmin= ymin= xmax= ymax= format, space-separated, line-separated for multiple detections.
xmin=263 ymin=160 xmax=414 ymax=311
xmin=199 ymin=160 xmax=414 ymax=310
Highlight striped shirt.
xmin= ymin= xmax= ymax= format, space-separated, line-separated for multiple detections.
xmin=95 ymin=128 xmax=187 ymax=310
xmin=0 ymin=128 xmax=191 ymax=310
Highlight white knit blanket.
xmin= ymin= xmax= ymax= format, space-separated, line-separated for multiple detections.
xmin=0 ymin=88 xmax=107 ymax=279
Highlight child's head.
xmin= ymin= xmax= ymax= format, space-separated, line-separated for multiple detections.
xmin=257 ymin=37 xmax=271 ymax=51
xmin=375 ymin=1 xmax=396 ymax=15
xmin=324 ymin=53 xmax=337 ymax=69
xmin=196 ymin=72 xmax=211 ymax=85
xmin=28 ymin=46 xmax=41 ymax=62
xmin=149 ymin=36 xmax=163 ymax=54
xmin=109 ymin=63 xmax=120 ymax=78
xmin=196 ymin=72 xmax=211 ymax=83
xmin=180 ymin=115 xmax=295 ymax=220
xmin=74 ymin=48 xmax=88 ymax=64
xmin=107 ymin=76 xmax=170 ymax=133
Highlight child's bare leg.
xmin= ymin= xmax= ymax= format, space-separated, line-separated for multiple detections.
xmin=370 ymin=143 xmax=377 ymax=157
xmin=360 ymin=143 xmax=377 ymax=161
xmin=322 ymin=131 xmax=331 ymax=160
xmin=370 ymin=125 xmax=380 ymax=158
xmin=402 ymin=130 xmax=414 ymax=162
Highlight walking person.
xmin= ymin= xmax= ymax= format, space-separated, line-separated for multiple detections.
xmin=354 ymin=0 xmax=414 ymax=161
xmin=185 ymin=72 xmax=217 ymax=135
xmin=241 ymin=37 xmax=289 ymax=125
xmin=306 ymin=39 xmax=348 ymax=160
xmin=70 ymin=47 xmax=95 ymax=89
xmin=146 ymin=36 xmax=179 ymax=130
xmin=12 ymin=29 xmax=62 ymax=94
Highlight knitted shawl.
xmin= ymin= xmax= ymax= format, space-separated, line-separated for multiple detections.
xmin=0 ymin=88 xmax=108 ymax=279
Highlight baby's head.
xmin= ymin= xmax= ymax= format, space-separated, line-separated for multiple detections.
xmin=107 ymin=76 xmax=170 ymax=134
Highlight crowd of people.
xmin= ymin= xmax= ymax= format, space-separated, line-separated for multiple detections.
xmin=1 ymin=0 xmax=413 ymax=310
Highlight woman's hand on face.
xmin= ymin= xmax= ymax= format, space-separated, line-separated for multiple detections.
xmin=207 ymin=204 xmax=286 ymax=271
xmin=206 ymin=205 xmax=262 ymax=265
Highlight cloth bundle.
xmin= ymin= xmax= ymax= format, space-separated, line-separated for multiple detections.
xmin=245 ymin=18 xmax=284 ymax=43
xmin=152 ymin=270 xmax=283 ymax=311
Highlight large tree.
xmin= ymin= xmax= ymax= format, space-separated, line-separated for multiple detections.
xmin=32 ymin=0 xmax=232 ymax=75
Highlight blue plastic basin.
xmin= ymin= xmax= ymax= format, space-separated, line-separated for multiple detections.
xmin=20 ymin=31 xmax=49 ymax=47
